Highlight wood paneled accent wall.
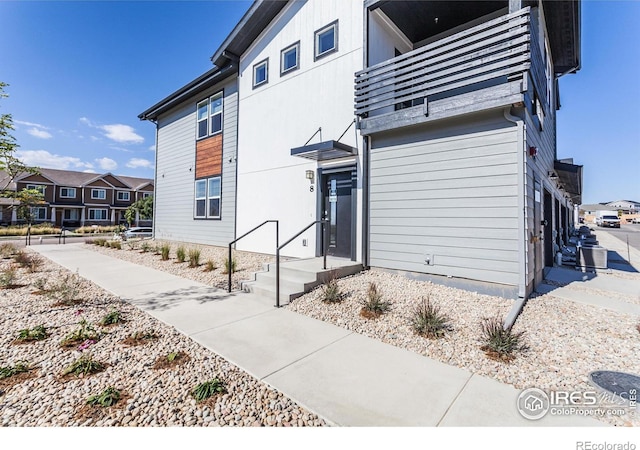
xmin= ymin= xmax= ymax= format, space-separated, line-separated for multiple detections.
xmin=196 ymin=134 xmax=223 ymax=178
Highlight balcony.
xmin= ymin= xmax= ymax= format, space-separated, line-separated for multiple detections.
xmin=355 ymin=7 xmax=547 ymax=135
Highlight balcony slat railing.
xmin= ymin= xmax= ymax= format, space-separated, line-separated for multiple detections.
xmin=355 ymin=7 xmax=537 ymax=118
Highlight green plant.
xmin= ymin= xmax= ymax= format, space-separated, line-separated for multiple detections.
xmin=188 ymin=248 xmax=201 ymax=268
xmin=223 ymin=256 xmax=237 ymax=274
xmin=0 ymin=242 xmax=18 ymax=258
xmin=86 ymin=387 xmax=121 ymax=407
xmin=126 ymin=240 xmax=139 ymax=251
xmin=167 ymin=352 xmax=179 ymax=362
xmin=0 ymin=361 xmax=30 ymax=379
xmin=93 ymin=238 xmax=107 ymax=247
xmin=141 ymin=242 xmax=151 ymax=253
xmin=17 ymin=324 xmax=48 ymax=342
xmin=204 ymin=259 xmax=217 ymax=272
xmin=107 ymin=240 xmax=121 ymax=250
xmin=191 ymin=378 xmax=227 ymax=402
xmin=411 ymin=297 xmax=451 ymax=339
xmin=360 ymin=282 xmax=391 ymax=318
xmin=321 ymin=271 xmax=343 ymax=303
xmin=480 ymin=316 xmax=528 ymax=361
xmin=176 ymin=246 xmax=186 ymax=263
xmin=160 ymin=243 xmax=171 ymax=261
xmin=46 ymin=271 xmax=83 ymax=305
xmin=14 ymin=251 xmax=43 ymax=273
xmin=0 ymin=266 xmax=18 ymax=288
xmin=61 ymin=354 xmax=105 ymax=376
xmin=100 ymin=308 xmax=124 ymax=326
xmin=33 ymin=277 xmax=47 ymax=292
xmin=60 ymin=319 xmax=100 ymax=347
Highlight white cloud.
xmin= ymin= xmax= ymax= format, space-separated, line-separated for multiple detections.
xmin=15 ymin=150 xmax=94 ymax=171
xmin=99 ymin=124 xmax=144 ymax=144
xmin=15 ymin=120 xmax=49 ymax=129
xmin=126 ymin=158 xmax=153 ymax=169
xmin=148 ymin=144 xmax=156 ymax=152
xmin=96 ymin=157 xmax=118 ymax=171
xmin=27 ymin=127 xmax=53 ymax=139
xmin=78 ymin=117 xmax=93 ymax=126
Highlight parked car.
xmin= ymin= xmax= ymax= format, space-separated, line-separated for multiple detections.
xmin=631 ymin=217 xmax=640 ymax=224
xmin=123 ymin=227 xmax=153 ymax=239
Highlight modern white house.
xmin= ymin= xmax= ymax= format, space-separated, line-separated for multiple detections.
xmin=140 ymin=0 xmax=583 ymax=300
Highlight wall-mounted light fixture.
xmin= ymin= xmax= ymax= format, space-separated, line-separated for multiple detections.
xmin=528 ymin=146 xmax=537 ymax=158
xmin=306 ymin=170 xmax=315 ymax=192
xmin=548 ymin=171 xmax=558 ymax=180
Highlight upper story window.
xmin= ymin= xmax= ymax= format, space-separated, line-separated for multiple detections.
xmin=281 ymin=42 xmax=300 ymax=75
xmin=315 ymin=20 xmax=338 ymax=61
xmin=197 ymin=91 xmax=223 ymax=139
xmin=91 ymin=188 xmax=107 ymax=200
xmin=117 ymin=191 xmax=130 ymax=201
xmin=26 ymin=184 xmax=45 ymax=194
xmin=142 ymin=192 xmax=152 ymax=198
xmin=253 ymin=59 xmax=269 ymax=88
xmin=60 ymin=187 xmax=76 ymax=198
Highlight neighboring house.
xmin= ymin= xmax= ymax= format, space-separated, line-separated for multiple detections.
xmin=140 ymin=0 xmax=582 ymax=300
xmin=604 ymin=200 xmax=640 ymax=214
xmin=0 ymin=168 xmax=153 ymax=227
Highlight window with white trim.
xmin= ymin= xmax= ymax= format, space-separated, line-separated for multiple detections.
xmin=142 ymin=192 xmax=152 ymax=198
xmin=26 ymin=184 xmax=45 ymax=194
xmin=315 ymin=20 xmax=338 ymax=60
xmin=253 ymin=59 xmax=268 ymax=88
xmin=60 ymin=187 xmax=76 ymax=198
xmin=88 ymin=209 xmax=108 ymax=221
xmin=194 ymin=176 xmax=221 ymax=219
xmin=197 ymin=91 xmax=223 ymax=139
xmin=91 ymin=188 xmax=107 ymax=200
xmin=281 ymin=42 xmax=300 ymax=75
xmin=116 ymin=191 xmax=130 ymax=201
xmin=64 ymin=209 xmax=80 ymax=220
xmin=30 ymin=207 xmax=47 ymax=221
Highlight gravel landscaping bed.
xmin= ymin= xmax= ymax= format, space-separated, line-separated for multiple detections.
xmin=84 ymin=239 xmax=277 ymax=290
xmin=287 ymin=269 xmax=640 ymax=426
xmin=0 ymin=251 xmax=325 ymax=427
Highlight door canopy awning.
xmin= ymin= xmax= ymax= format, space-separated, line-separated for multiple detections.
xmin=554 ymin=160 xmax=583 ymax=205
xmin=291 ymin=140 xmax=358 ymax=161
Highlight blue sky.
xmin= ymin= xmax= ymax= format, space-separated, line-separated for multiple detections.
xmin=0 ymin=0 xmax=638 ymax=204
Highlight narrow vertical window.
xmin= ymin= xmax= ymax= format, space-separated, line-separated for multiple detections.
xmin=197 ymin=99 xmax=209 ymax=139
xmin=253 ymin=59 xmax=268 ymax=88
xmin=195 ymin=180 xmax=206 ymax=218
xmin=207 ymin=177 xmax=221 ymax=218
xmin=210 ymin=92 xmax=223 ymax=134
xmin=281 ymin=42 xmax=300 ymax=75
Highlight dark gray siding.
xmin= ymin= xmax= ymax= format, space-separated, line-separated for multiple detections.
xmin=154 ymin=78 xmax=237 ymax=247
xmin=369 ymin=111 xmax=520 ymax=286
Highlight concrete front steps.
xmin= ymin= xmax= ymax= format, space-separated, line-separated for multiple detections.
xmin=241 ymin=256 xmax=363 ymax=306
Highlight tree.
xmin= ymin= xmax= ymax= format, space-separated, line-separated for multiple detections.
xmin=125 ymin=195 xmax=153 ymax=226
xmin=16 ymin=188 xmax=45 ymax=226
xmin=0 ymin=82 xmax=38 ymax=193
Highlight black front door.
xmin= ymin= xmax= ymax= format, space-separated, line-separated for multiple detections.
xmin=323 ymin=171 xmax=353 ymax=258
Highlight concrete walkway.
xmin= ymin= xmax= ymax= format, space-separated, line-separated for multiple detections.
xmin=33 ymin=244 xmax=603 ymax=427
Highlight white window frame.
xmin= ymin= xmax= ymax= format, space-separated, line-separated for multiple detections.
xmin=26 ymin=184 xmax=45 ymax=194
xmin=194 ymin=176 xmax=221 ymax=219
xmin=60 ymin=187 xmax=76 ymax=198
xmin=142 ymin=192 xmax=152 ymax=198
xmin=253 ymin=58 xmax=269 ymax=88
xmin=30 ymin=207 xmax=47 ymax=221
xmin=116 ymin=191 xmax=130 ymax=201
xmin=64 ymin=209 xmax=80 ymax=221
xmin=88 ymin=208 xmax=108 ymax=221
xmin=314 ymin=20 xmax=338 ymax=61
xmin=91 ymin=188 xmax=107 ymax=200
xmin=281 ymin=41 xmax=300 ymax=75
xmin=196 ymin=91 xmax=223 ymax=139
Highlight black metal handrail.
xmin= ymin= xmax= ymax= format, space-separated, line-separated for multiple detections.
xmin=227 ymin=220 xmax=279 ymax=293
xmin=275 ymin=219 xmax=328 ymax=308
xmin=58 ymin=226 xmax=66 ymax=245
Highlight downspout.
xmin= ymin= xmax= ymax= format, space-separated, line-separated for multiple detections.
xmin=361 ymin=134 xmax=370 ymax=269
xmin=151 ymin=118 xmax=158 ymax=239
xmin=503 ymin=106 xmax=528 ymax=329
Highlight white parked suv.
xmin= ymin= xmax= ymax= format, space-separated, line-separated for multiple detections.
xmin=123 ymin=227 xmax=153 ymax=239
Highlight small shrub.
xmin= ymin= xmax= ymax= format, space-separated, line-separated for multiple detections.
xmin=188 ymin=248 xmax=201 ymax=268
xmin=33 ymin=277 xmax=47 ymax=292
xmin=86 ymin=387 xmax=121 ymax=407
xmin=192 ymin=378 xmax=227 ymax=402
xmin=223 ymin=256 xmax=237 ymax=274
xmin=84 ymin=238 xmax=94 ymax=245
xmin=94 ymin=239 xmax=107 ymax=247
xmin=321 ymin=271 xmax=343 ymax=303
xmin=0 ymin=266 xmax=19 ymax=288
xmin=360 ymin=282 xmax=391 ymax=318
xmin=0 ymin=242 xmax=18 ymax=258
xmin=14 ymin=252 xmax=43 ymax=273
xmin=204 ymin=259 xmax=217 ymax=272
xmin=46 ymin=271 xmax=83 ymax=305
xmin=122 ymin=329 xmax=159 ymax=346
xmin=60 ymin=319 xmax=100 ymax=348
xmin=100 ymin=309 xmax=124 ymax=326
xmin=176 ymin=246 xmax=186 ymax=263
xmin=107 ymin=240 xmax=121 ymax=250
xmin=126 ymin=240 xmax=139 ymax=251
xmin=141 ymin=242 xmax=151 ymax=253
xmin=160 ymin=243 xmax=171 ymax=261
xmin=411 ymin=297 xmax=451 ymax=339
xmin=17 ymin=325 xmax=49 ymax=342
xmin=0 ymin=361 xmax=30 ymax=380
xmin=480 ymin=316 xmax=528 ymax=362
xmin=61 ymin=354 xmax=105 ymax=377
